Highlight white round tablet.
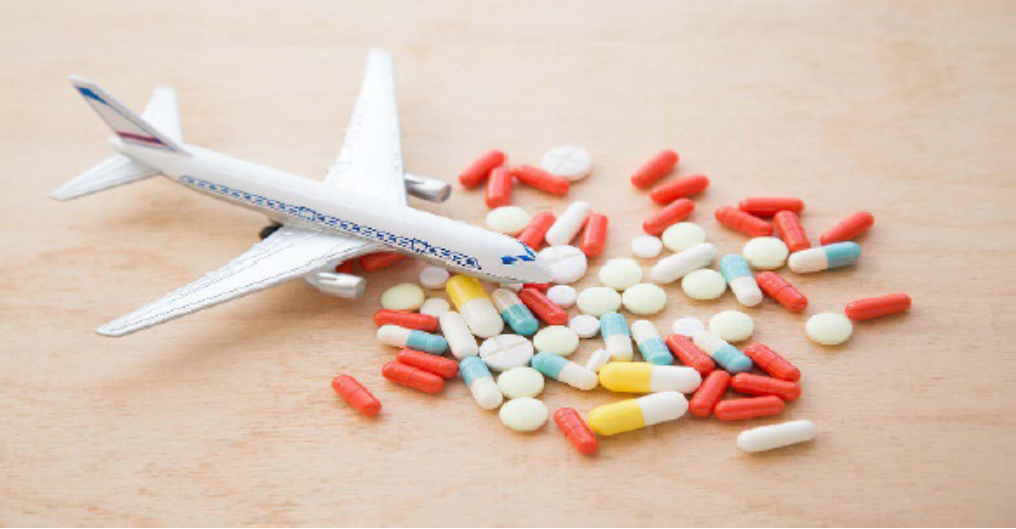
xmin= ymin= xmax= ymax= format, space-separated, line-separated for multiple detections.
xmin=479 ymin=334 xmax=535 ymax=371
xmin=419 ymin=297 xmax=451 ymax=317
xmin=499 ymin=397 xmax=549 ymax=432
xmin=569 ymin=314 xmax=601 ymax=338
xmin=419 ymin=266 xmax=450 ymax=290
xmin=538 ymin=245 xmax=588 ymax=284
xmin=485 ymin=206 xmax=532 ymax=235
xmin=541 ymin=146 xmax=593 ymax=182
xmin=533 ymin=325 xmax=580 ymax=356
xmin=621 ymin=283 xmax=668 ymax=316
xmin=576 ymin=287 xmax=623 ymax=316
xmin=631 ymin=236 xmax=664 ymax=259
xmin=546 ymin=285 xmax=577 ymax=308
xmin=743 ymin=237 xmax=790 ymax=270
xmin=497 ymin=367 xmax=545 ymax=399
xmin=681 ymin=269 xmax=727 ymax=300
xmin=380 ymin=283 xmax=425 ymax=311
xmin=598 ymin=258 xmax=643 ymax=291
xmin=661 ymin=222 xmax=706 ymax=252
xmin=709 ymin=310 xmax=755 ymax=342
xmin=806 ymin=313 xmax=854 ymax=345
xmin=672 ymin=317 xmax=705 ymax=337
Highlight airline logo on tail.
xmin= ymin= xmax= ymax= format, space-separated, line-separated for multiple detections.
xmin=75 ymin=85 xmax=174 ymax=150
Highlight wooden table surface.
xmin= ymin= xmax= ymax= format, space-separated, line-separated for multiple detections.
xmin=2 ymin=1 xmax=1014 ymax=526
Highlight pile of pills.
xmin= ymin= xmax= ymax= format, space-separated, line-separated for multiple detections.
xmin=331 ymin=146 xmax=913 ymax=455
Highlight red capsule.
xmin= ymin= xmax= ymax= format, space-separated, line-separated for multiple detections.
xmin=458 ymin=149 xmax=506 ymax=189
xmin=732 ymin=373 xmax=801 ymax=402
xmin=381 ymin=362 xmax=444 ymax=394
xmin=821 ymin=211 xmax=874 ymax=244
xmin=846 ymin=293 xmax=912 ymax=321
xmin=331 ymin=375 xmax=382 ymax=417
xmin=649 ymin=174 xmax=709 ymax=204
xmin=738 ymin=197 xmax=805 ymax=217
xmin=553 ymin=408 xmax=599 ymax=455
xmin=689 ymin=371 xmax=731 ymax=417
xmin=744 ymin=344 xmax=801 ymax=382
xmin=643 ymin=198 xmax=694 ymax=235
xmin=512 ymin=165 xmax=569 ymax=196
xmin=774 ymin=211 xmax=811 ymax=252
xmin=516 ymin=212 xmax=555 ymax=251
xmin=334 ymin=260 xmax=355 ymax=274
xmin=359 ymin=252 xmax=408 ymax=272
xmin=714 ymin=395 xmax=785 ymax=421
xmin=664 ymin=335 xmax=716 ymax=376
xmin=396 ymin=349 xmax=459 ymax=378
xmin=373 ymin=310 xmax=439 ymax=332
xmin=715 ymin=206 xmax=773 ymax=237
xmin=755 ymin=271 xmax=808 ymax=313
xmin=630 ymin=149 xmax=679 ymax=189
xmin=580 ymin=214 xmax=609 ymax=258
xmin=485 ymin=166 xmax=512 ymax=208
xmin=518 ymin=287 xmax=569 ymax=325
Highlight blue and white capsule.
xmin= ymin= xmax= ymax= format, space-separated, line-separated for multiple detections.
xmin=491 ymin=288 xmax=540 ymax=336
xmin=788 ymin=242 xmax=862 ymax=274
xmin=720 ymin=254 xmax=763 ymax=307
xmin=630 ymin=320 xmax=674 ymax=365
xmin=532 ymin=353 xmax=599 ymax=390
xmin=460 ymin=357 xmax=504 ymax=409
xmin=376 ymin=324 xmax=448 ymax=354
xmin=692 ymin=330 xmax=753 ymax=373
xmin=600 ymin=312 xmax=634 ymax=361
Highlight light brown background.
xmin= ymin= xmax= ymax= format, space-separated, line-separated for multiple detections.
xmin=1 ymin=1 xmax=1014 ymax=526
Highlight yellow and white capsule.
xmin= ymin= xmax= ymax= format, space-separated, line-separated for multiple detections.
xmin=446 ymin=275 xmax=504 ymax=338
xmin=599 ymin=362 xmax=702 ymax=394
xmin=587 ymin=392 xmax=688 ymax=436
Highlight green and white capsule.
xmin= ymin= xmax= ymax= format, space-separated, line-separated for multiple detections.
xmin=788 ymin=242 xmax=861 ymax=274
xmin=532 ymin=353 xmax=598 ymax=390
xmin=460 ymin=357 xmax=504 ymax=410
xmin=600 ymin=312 xmax=634 ymax=361
xmin=720 ymin=254 xmax=763 ymax=307
xmin=491 ymin=288 xmax=540 ymax=336
xmin=692 ymin=330 xmax=753 ymax=373
xmin=630 ymin=320 xmax=673 ymax=365
xmin=376 ymin=324 xmax=448 ymax=355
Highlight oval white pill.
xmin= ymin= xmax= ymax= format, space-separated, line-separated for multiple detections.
xmin=806 ymin=313 xmax=854 ymax=345
xmin=541 ymin=146 xmax=593 ymax=182
xmin=598 ymin=258 xmax=643 ymax=291
xmin=621 ymin=283 xmax=668 ymax=316
xmin=380 ymin=283 xmax=425 ymax=311
xmin=585 ymin=348 xmax=612 ymax=373
xmin=538 ymin=245 xmax=588 ymax=284
xmin=568 ymin=314 xmax=601 ymax=338
xmin=480 ymin=334 xmax=535 ymax=371
xmin=547 ymin=285 xmax=577 ymax=308
xmin=499 ymin=397 xmax=549 ymax=432
xmin=419 ymin=266 xmax=450 ymax=290
xmin=672 ymin=317 xmax=705 ymax=337
xmin=497 ymin=367 xmax=545 ymax=399
xmin=743 ymin=237 xmax=790 ymax=270
xmin=661 ymin=222 xmax=706 ymax=252
xmin=631 ymin=236 xmax=663 ymax=259
xmin=709 ymin=310 xmax=754 ymax=342
xmin=681 ymin=269 xmax=727 ymax=300
xmin=419 ymin=297 xmax=451 ymax=317
xmin=533 ymin=325 xmax=580 ymax=356
xmin=485 ymin=206 xmax=532 ymax=235
xmin=576 ymin=287 xmax=623 ymax=316
xmin=738 ymin=420 xmax=817 ymax=453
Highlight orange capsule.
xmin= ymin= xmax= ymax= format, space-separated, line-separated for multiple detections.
xmin=755 ymin=271 xmax=808 ymax=313
xmin=665 ymin=334 xmax=716 ymax=375
xmin=846 ymin=293 xmax=912 ymax=321
xmin=458 ymin=149 xmax=506 ymax=188
xmin=373 ymin=310 xmax=439 ymax=332
xmin=580 ymin=213 xmax=609 ymax=258
xmin=689 ymin=370 xmax=731 ymax=417
xmin=381 ymin=362 xmax=444 ymax=394
xmin=738 ymin=197 xmax=805 ymax=217
xmin=331 ymin=375 xmax=382 ymax=417
xmin=396 ymin=349 xmax=459 ymax=378
xmin=714 ymin=395 xmax=785 ymax=421
xmin=821 ymin=211 xmax=875 ymax=244
xmin=715 ymin=206 xmax=773 ymax=237
xmin=649 ymin=174 xmax=709 ymax=204
xmin=518 ymin=287 xmax=569 ymax=325
xmin=732 ymin=373 xmax=801 ymax=402
xmin=744 ymin=344 xmax=801 ymax=382
xmin=774 ymin=211 xmax=811 ymax=252
xmin=553 ymin=407 xmax=599 ymax=455
xmin=630 ymin=149 xmax=679 ymax=189
xmin=516 ymin=212 xmax=555 ymax=251
xmin=643 ymin=198 xmax=694 ymax=235
xmin=359 ymin=252 xmax=408 ymax=272
xmin=512 ymin=165 xmax=569 ymax=196
xmin=485 ymin=166 xmax=512 ymax=208
xmin=522 ymin=283 xmax=550 ymax=292
xmin=334 ymin=260 xmax=355 ymax=274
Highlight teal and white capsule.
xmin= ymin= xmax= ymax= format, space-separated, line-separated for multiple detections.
xmin=491 ymin=288 xmax=539 ymax=336
xmin=788 ymin=242 xmax=862 ymax=274
xmin=376 ymin=324 xmax=448 ymax=355
xmin=460 ymin=357 xmax=503 ymax=409
xmin=600 ymin=312 xmax=634 ymax=361
xmin=692 ymin=330 xmax=753 ymax=373
xmin=720 ymin=254 xmax=763 ymax=307
xmin=531 ymin=353 xmax=598 ymax=390
xmin=630 ymin=320 xmax=674 ymax=365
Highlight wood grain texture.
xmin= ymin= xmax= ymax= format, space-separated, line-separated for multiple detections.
xmin=1 ymin=0 xmax=1014 ymax=526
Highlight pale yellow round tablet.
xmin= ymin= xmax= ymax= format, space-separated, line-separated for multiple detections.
xmin=598 ymin=258 xmax=643 ymax=291
xmin=576 ymin=287 xmax=623 ymax=316
xmin=380 ymin=283 xmax=425 ymax=311
xmin=621 ymin=283 xmax=668 ymax=316
xmin=485 ymin=206 xmax=532 ymax=235
xmin=499 ymin=397 xmax=549 ymax=432
xmin=662 ymin=222 xmax=706 ymax=253
xmin=681 ymin=269 xmax=727 ymax=300
xmin=419 ymin=298 xmax=451 ymax=317
xmin=743 ymin=237 xmax=790 ymax=270
xmin=497 ymin=367 xmax=545 ymax=399
xmin=806 ymin=313 xmax=854 ymax=345
xmin=709 ymin=310 xmax=755 ymax=342
xmin=533 ymin=325 xmax=580 ymax=356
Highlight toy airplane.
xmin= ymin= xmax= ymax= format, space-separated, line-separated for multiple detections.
xmin=52 ymin=49 xmax=551 ymax=337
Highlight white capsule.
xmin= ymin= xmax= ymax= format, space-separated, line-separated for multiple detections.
xmin=728 ymin=276 xmax=763 ymax=307
xmin=545 ymin=201 xmax=591 ymax=246
xmin=640 ymin=392 xmax=689 ymax=425
xmin=737 ymin=420 xmax=817 ymax=453
xmin=651 ymin=243 xmax=719 ymax=284
xmin=585 ymin=348 xmax=612 ymax=373
xmin=560 ymin=361 xmax=599 ymax=390
xmin=439 ymin=311 xmax=478 ymax=359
